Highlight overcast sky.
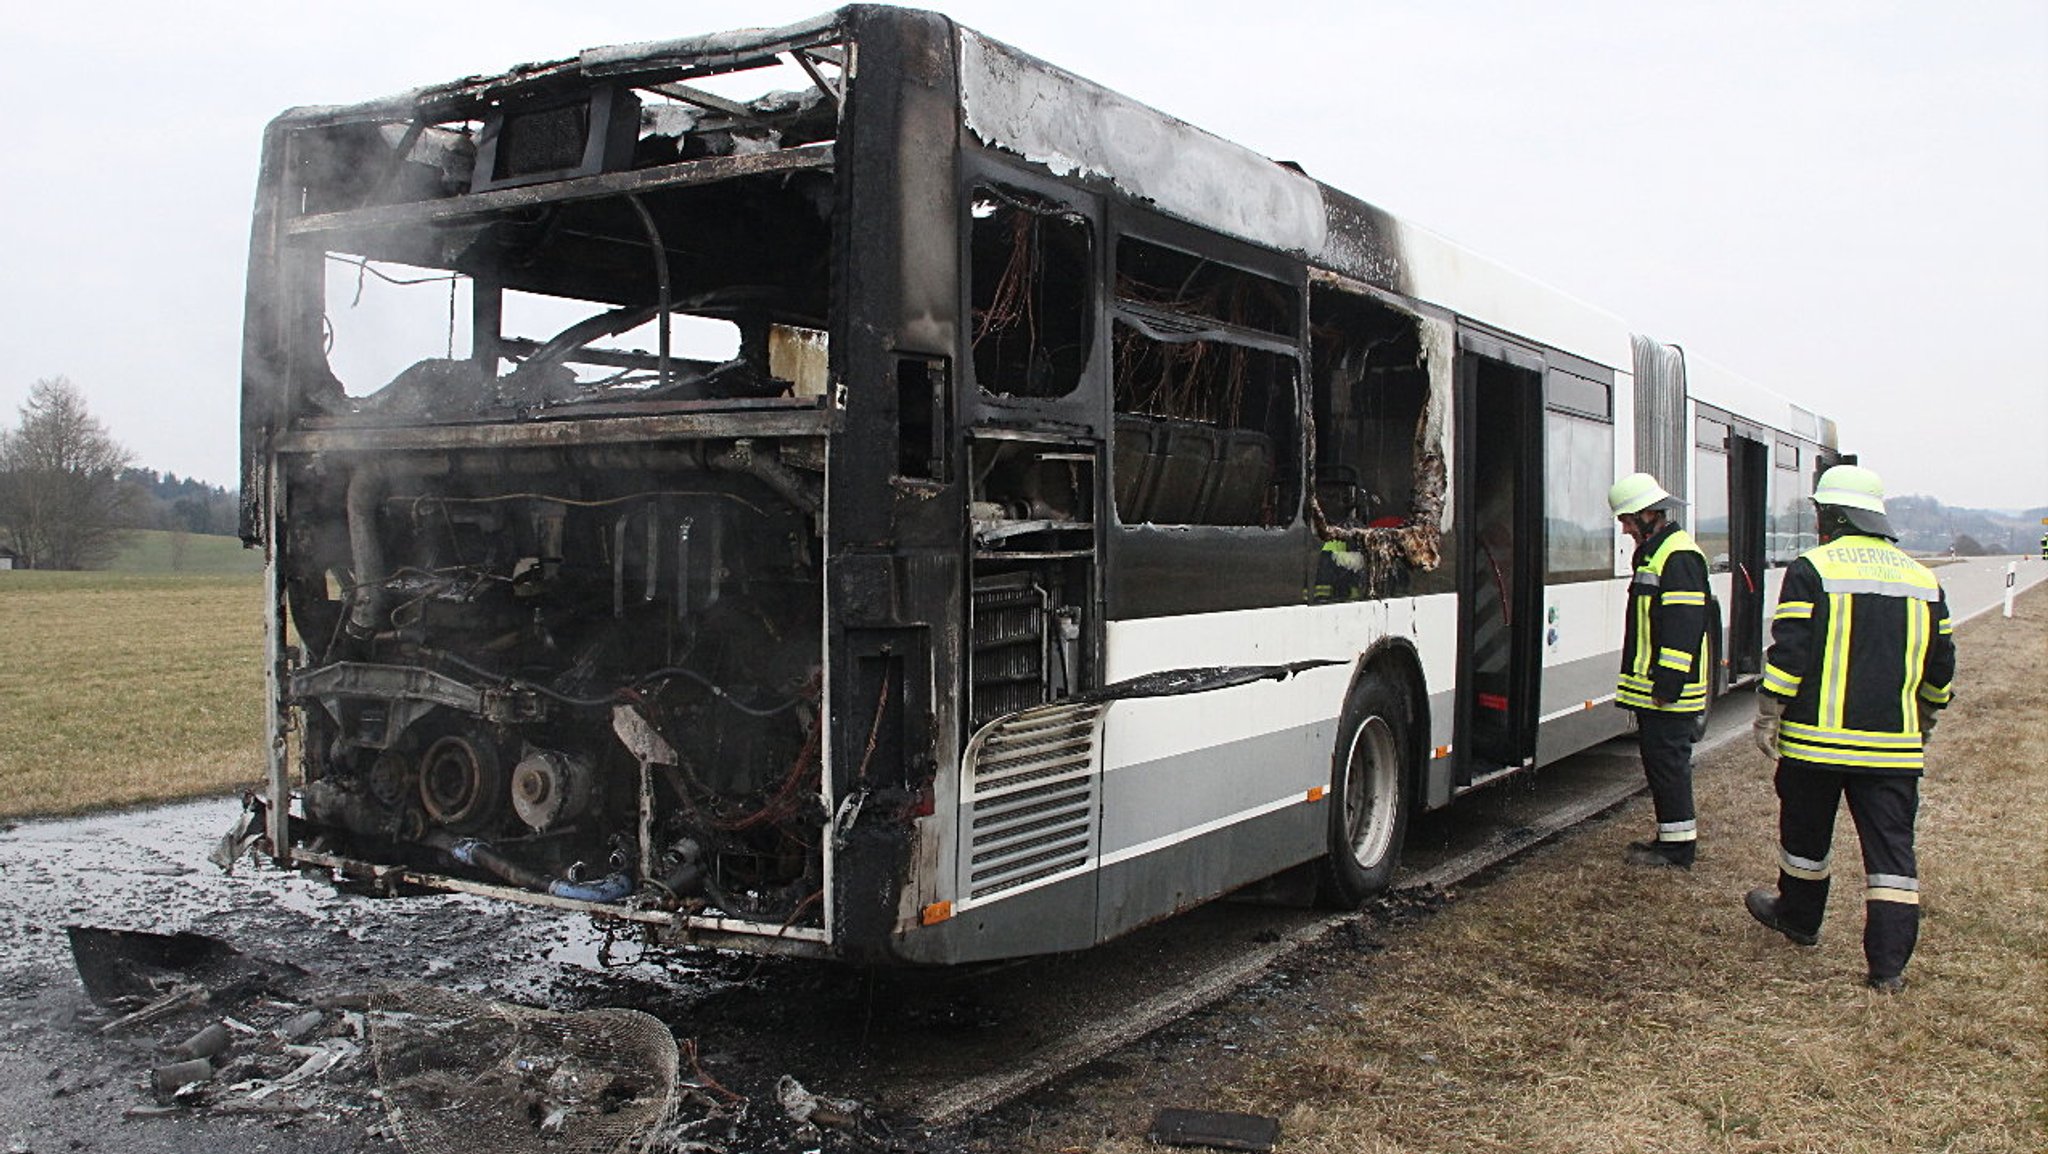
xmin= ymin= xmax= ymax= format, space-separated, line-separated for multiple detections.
xmin=1 ymin=1 xmax=2042 ymax=509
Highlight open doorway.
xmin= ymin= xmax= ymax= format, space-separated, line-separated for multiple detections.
xmin=1457 ymin=341 xmax=1542 ymax=781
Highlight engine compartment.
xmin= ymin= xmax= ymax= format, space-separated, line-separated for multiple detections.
xmin=279 ymin=438 xmax=828 ymax=927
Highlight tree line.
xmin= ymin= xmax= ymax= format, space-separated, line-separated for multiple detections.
xmin=0 ymin=377 xmax=239 ymax=570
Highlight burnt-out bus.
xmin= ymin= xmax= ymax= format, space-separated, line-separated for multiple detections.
xmin=235 ymin=5 xmax=1840 ymax=963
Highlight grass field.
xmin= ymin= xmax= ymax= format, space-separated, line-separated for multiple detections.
xmin=1025 ymin=595 xmax=2046 ymax=1153
xmin=0 ymin=569 xmax=267 ymax=819
xmin=107 ymin=528 xmax=263 ymax=574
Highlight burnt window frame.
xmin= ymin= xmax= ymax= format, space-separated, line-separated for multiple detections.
xmin=1105 ymin=207 xmax=1307 ymax=531
xmin=956 ymin=156 xmax=1104 ymax=434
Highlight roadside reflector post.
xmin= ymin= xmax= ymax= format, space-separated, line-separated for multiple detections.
xmin=2004 ymin=562 xmax=2018 ymax=619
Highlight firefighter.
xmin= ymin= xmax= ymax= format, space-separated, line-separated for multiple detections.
xmin=1608 ymin=472 xmax=1712 ymax=867
xmin=1746 ymin=464 xmax=1955 ymax=993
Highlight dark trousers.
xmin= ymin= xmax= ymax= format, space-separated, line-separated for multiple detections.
xmin=1773 ymin=761 xmax=1920 ymax=979
xmin=1635 ymin=709 xmax=1698 ymax=862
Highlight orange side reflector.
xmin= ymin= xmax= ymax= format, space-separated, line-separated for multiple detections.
xmin=921 ymin=901 xmax=953 ymax=926
xmin=1433 ymin=744 xmax=1453 ymax=760
xmin=1306 ymin=786 xmax=1326 ymax=803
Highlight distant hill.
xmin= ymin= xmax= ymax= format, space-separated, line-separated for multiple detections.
xmin=109 ymin=528 xmax=262 ymax=574
xmin=1889 ymin=496 xmax=2048 ymax=556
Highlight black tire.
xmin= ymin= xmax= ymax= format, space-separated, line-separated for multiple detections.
xmin=1317 ymin=670 xmax=1414 ymax=908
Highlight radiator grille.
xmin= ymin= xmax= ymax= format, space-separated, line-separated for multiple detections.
xmin=970 ymin=581 xmax=1052 ymax=728
xmin=957 ymin=702 xmax=1104 ymax=902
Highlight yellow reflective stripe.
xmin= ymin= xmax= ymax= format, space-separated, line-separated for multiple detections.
xmin=1773 ymin=600 xmax=1814 ymax=620
xmin=1780 ymin=721 xmax=1924 ymax=747
xmin=1919 ymin=682 xmax=1953 ymax=705
xmin=1616 ymin=685 xmax=1707 ymax=711
xmin=1762 ymin=664 xmax=1801 ymax=695
xmin=1644 ymin=531 xmax=1693 ymax=572
xmin=1821 ymin=592 xmax=1853 ymax=730
xmin=1660 ymin=590 xmax=1707 ymax=606
xmin=1937 ymin=616 xmax=1954 ymax=635
xmin=1867 ymin=887 xmax=1920 ymax=906
xmin=1632 ymin=594 xmax=1653 ymax=676
xmin=1657 ymin=646 xmax=1692 ymax=670
xmin=1901 ymin=599 xmax=1928 ymax=730
xmin=1778 ymin=741 xmax=1924 ymax=769
xmin=1821 ymin=577 xmax=1940 ymax=600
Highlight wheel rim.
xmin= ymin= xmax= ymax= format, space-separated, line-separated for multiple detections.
xmin=1343 ymin=714 xmax=1399 ymax=869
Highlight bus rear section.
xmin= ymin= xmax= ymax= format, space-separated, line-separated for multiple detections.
xmin=239 ymin=14 xmax=905 ymax=958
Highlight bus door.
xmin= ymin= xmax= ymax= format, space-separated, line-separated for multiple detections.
xmin=1454 ymin=334 xmax=1544 ymax=784
xmin=1725 ymin=431 xmax=1770 ymax=678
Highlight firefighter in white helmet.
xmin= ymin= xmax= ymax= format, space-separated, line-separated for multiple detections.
xmin=1746 ymin=464 xmax=1956 ymax=992
xmin=1607 ymin=472 xmax=1713 ymax=867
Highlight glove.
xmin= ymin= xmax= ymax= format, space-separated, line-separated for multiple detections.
xmin=1917 ymin=699 xmax=1941 ymax=740
xmin=1754 ymin=696 xmax=1786 ymax=759
xmin=1651 ymin=670 xmax=1685 ymax=709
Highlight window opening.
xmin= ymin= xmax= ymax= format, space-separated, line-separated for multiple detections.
xmin=1114 ymin=239 xmax=1302 ymax=528
xmin=1116 ymin=237 xmax=1298 ymax=337
xmin=1772 ymin=441 xmax=1819 ymax=561
xmin=1544 ymin=422 xmax=1614 ymax=579
xmin=1693 ymin=437 xmax=1731 ymax=573
xmin=1542 ymin=369 xmax=1615 ymax=581
xmin=1111 ymin=236 xmax=1302 ymax=529
xmin=1112 ymin=326 xmax=1297 ymax=526
xmin=1304 ymin=285 xmax=1447 ymax=596
xmin=968 ymin=185 xmax=1092 ymax=400
xmin=320 ymin=255 xmax=477 ymax=406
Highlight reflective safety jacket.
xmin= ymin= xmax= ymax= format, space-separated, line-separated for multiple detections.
xmin=1761 ymin=535 xmax=1955 ymax=774
xmin=1617 ymin=523 xmax=1711 ymax=713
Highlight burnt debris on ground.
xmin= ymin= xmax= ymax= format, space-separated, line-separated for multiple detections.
xmin=54 ymin=923 xmax=935 ymax=1154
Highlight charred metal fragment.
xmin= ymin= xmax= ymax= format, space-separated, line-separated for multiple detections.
xmin=1074 ymin=660 xmax=1345 ymax=706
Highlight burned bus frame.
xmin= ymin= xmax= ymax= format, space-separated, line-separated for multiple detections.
xmin=238 ymin=5 xmax=1840 ymax=965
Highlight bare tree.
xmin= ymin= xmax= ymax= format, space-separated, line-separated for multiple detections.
xmin=0 ymin=377 xmax=136 ymax=569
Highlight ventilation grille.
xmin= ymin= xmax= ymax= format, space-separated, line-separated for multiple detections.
xmin=958 ymin=702 xmax=1103 ymax=902
xmin=970 ymin=580 xmax=1051 ymax=728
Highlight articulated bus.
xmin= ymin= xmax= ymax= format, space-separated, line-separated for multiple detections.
xmin=236 ymin=5 xmax=1840 ymax=964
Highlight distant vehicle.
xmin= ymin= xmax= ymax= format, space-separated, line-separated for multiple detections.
xmin=235 ymin=5 xmax=1840 ymax=964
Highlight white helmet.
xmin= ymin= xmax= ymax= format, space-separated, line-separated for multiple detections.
xmin=1811 ymin=464 xmax=1894 ymax=538
xmin=1607 ymin=472 xmax=1679 ymax=517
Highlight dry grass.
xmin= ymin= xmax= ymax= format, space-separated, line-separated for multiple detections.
xmin=0 ymin=570 xmax=267 ymax=819
xmin=1034 ymin=595 xmax=2046 ymax=1154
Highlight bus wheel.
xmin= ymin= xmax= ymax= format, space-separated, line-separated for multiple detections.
xmin=1318 ymin=671 xmax=1412 ymax=908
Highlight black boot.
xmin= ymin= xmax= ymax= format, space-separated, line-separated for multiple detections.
xmin=1745 ymin=886 xmax=1819 ymax=946
xmin=1626 ymin=839 xmax=1693 ymax=869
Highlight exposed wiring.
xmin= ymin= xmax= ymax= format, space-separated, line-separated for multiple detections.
xmin=326 ymin=253 xmax=464 ymax=308
xmin=420 ymin=648 xmax=802 ymax=716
